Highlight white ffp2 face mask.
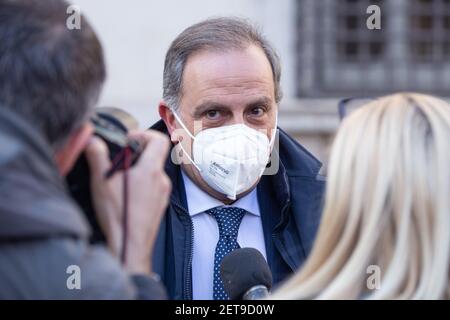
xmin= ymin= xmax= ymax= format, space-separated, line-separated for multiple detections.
xmin=172 ymin=111 xmax=277 ymax=200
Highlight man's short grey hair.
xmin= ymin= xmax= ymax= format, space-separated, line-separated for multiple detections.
xmin=0 ymin=0 xmax=105 ymax=150
xmin=163 ymin=17 xmax=282 ymax=111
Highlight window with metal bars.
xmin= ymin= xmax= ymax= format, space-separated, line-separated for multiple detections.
xmin=296 ymin=0 xmax=450 ymax=97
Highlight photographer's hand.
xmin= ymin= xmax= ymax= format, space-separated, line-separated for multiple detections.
xmin=85 ymin=130 xmax=171 ymax=275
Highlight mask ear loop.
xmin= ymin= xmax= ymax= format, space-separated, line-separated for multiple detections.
xmin=259 ymin=113 xmax=278 ymax=177
xmin=171 ymin=109 xmax=202 ymax=172
xmin=269 ymin=112 xmax=278 ymax=148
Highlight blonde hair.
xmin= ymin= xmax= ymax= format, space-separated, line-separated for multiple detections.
xmin=272 ymin=93 xmax=450 ymax=299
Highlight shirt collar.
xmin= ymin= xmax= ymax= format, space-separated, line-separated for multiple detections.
xmin=181 ymin=170 xmax=260 ymax=217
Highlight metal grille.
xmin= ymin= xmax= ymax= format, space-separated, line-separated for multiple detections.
xmin=296 ymin=0 xmax=450 ymax=97
xmin=335 ymin=0 xmax=385 ymax=63
xmin=409 ymin=0 xmax=450 ymax=63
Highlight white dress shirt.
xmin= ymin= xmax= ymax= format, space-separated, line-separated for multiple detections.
xmin=181 ymin=170 xmax=267 ymax=300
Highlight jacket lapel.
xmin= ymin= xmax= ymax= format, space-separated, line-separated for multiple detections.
xmin=257 ymin=129 xmax=325 ymax=280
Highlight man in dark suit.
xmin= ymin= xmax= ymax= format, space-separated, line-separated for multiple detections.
xmin=151 ymin=17 xmax=326 ymax=300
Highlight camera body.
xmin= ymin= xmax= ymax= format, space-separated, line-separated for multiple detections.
xmin=66 ymin=108 xmax=142 ymax=243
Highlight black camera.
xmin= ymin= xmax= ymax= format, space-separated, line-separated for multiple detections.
xmin=66 ymin=107 xmax=143 ymax=244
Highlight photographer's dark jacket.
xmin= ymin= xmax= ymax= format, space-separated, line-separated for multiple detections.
xmin=150 ymin=120 xmax=326 ymax=300
xmin=0 ymin=107 xmax=165 ymax=299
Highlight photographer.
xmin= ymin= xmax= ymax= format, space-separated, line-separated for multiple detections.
xmin=0 ymin=0 xmax=171 ymax=299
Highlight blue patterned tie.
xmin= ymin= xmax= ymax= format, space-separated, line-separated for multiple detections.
xmin=207 ymin=206 xmax=246 ymax=300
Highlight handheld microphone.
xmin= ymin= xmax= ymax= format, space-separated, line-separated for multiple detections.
xmin=220 ymin=248 xmax=273 ymax=300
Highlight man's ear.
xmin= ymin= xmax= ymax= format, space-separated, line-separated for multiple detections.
xmin=55 ymin=122 xmax=94 ymax=176
xmin=158 ymin=101 xmax=178 ymax=143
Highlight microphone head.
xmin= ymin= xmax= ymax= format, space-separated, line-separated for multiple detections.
xmin=220 ymin=248 xmax=272 ymax=300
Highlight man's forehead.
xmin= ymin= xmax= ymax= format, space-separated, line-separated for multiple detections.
xmin=180 ymin=45 xmax=275 ymax=107
xmin=183 ymin=46 xmax=274 ymax=87
xmin=195 ymin=79 xmax=274 ymax=100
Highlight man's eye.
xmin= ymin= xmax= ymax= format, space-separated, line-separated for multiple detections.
xmin=205 ymin=110 xmax=221 ymax=120
xmin=249 ymin=107 xmax=265 ymax=117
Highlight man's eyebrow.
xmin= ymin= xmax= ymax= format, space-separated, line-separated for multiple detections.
xmin=192 ymin=97 xmax=274 ymax=118
xmin=192 ymin=102 xmax=231 ymax=118
xmin=246 ymin=96 xmax=273 ymax=108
